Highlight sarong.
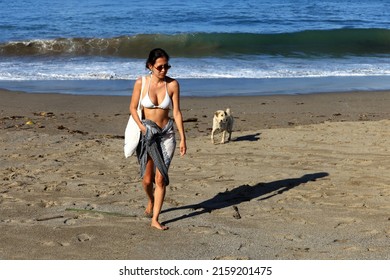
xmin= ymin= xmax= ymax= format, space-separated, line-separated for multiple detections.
xmin=136 ymin=119 xmax=176 ymax=186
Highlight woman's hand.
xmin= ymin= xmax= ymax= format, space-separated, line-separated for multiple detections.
xmin=179 ymin=139 xmax=187 ymax=156
xmin=140 ymin=125 xmax=147 ymax=135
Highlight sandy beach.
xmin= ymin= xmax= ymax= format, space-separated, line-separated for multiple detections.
xmin=0 ymin=89 xmax=389 ymax=260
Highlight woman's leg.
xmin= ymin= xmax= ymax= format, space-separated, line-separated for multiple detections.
xmin=142 ymin=157 xmax=155 ymax=216
xmin=151 ymin=169 xmax=168 ymax=230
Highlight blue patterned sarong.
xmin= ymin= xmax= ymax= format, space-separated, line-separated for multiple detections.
xmin=136 ymin=119 xmax=176 ymax=186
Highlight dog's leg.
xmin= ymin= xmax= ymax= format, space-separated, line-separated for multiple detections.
xmin=211 ymin=129 xmax=215 ymax=144
xmin=221 ymin=131 xmax=226 ymax=144
xmin=228 ymin=130 xmax=232 ymax=142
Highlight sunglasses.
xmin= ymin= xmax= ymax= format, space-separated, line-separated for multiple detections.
xmin=154 ymin=64 xmax=171 ymax=71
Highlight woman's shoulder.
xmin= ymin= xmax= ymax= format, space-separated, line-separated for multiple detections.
xmin=165 ymin=76 xmax=179 ymax=86
xmin=134 ymin=75 xmax=147 ymax=86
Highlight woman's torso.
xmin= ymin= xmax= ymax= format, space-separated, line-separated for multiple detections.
xmin=141 ymin=75 xmax=172 ymax=128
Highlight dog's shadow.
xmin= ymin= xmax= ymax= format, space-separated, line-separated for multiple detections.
xmin=233 ymin=132 xmax=261 ymax=142
xmin=162 ymin=172 xmax=329 ymax=225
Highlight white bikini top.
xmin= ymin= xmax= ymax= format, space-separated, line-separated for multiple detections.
xmin=141 ymin=76 xmax=172 ymax=110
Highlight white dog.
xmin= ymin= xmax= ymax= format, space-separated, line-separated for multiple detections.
xmin=211 ymin=108 xmax=234 ymax=144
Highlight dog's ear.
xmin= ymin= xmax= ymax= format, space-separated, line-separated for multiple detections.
xmin=214 ymin=111 xmax=219 ymax=117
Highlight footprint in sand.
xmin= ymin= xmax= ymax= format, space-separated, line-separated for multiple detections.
xmin=42 ymin=241 xmax=71 ymax=247
xmin=188 ymin=225 xmax=218 ymax=235
xmin=77 ymin=233 xmax=93 ymax=242
xmin=42 ymin=241 xmax=57 ymax=247
xmin=283 ymin=234 xmax=303 ymax=242
xmin=43 ymin=181 xmax=67 ymax=191
xmin=64 ymin=217 xmax=78 ymax=225
xmin=334 ymin=217 xmax=361 ymax=229
xmin=39 ymin=200 xmax=58 ymax=208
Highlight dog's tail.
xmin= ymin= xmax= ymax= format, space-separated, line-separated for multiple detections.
xmin=226 ymin=108 xmax=231 ymax=115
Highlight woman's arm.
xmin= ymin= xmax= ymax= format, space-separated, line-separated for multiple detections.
xmin=171 ymin=80 xmax=187 ymax=156
xmin=129 ymin=77 xmax=146 ymax=134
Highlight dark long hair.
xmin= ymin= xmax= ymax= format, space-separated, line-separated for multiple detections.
xmin=145 ymin=48 xmax=170 ymax=69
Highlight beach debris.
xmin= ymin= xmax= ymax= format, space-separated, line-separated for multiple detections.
xmin=36 ymin=215 xmax=64 ymax=221
xmin=183 ymin=117 xmax=198 ymax=122
xmin=1 ymin=115 xmax=24 ymax=120
xmin=103 ymin=134 xmax=123 ymax=139
xmin=57 ymin=125 xmax=88 ymax=135
xmin=70 ymin=129 xmax=88 ymax=135
xmin=232 ymin=206 xmax=241 ymax=219
xmin=33 ymin=111 xmax=55 ymax=117
xmin=25 ymin=120 xmax=34 ymax=125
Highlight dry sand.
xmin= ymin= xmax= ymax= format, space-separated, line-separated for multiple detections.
xmin=0 ymin=89 xmax=389 ymax=260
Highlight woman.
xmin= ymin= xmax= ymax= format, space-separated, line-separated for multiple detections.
xmin=129 ymin=48 xmax=187 ymax=230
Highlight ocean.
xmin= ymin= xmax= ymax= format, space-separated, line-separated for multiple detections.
xmin=0 ymin=0 xmax=389 ymax=96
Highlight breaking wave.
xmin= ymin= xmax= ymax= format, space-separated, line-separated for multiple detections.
xmin=1 ymin=28 xmax=389 ymax=58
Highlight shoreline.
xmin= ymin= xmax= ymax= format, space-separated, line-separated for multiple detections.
xmin=1 ymin=88 xmax=389 ymax=260
xmin=1 ymin=75 xmax=390 ymax=97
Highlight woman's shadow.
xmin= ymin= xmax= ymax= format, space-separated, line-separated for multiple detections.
xmin=162 ymin=172 xmax=329 ymax=225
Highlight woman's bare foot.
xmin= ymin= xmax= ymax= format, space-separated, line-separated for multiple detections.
xmin=151 ymin=220 xmax=169 ymax=230
xmin=144 ymin=211 xmax=153 ymax=218
xmin=145 ymin=201 xmax=154 ymax=218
